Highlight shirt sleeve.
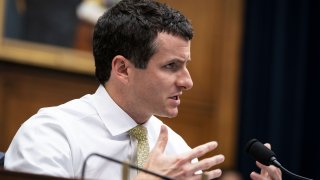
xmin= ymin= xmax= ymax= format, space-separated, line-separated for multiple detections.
xmin=4 ymin=115 xmax=74 ymax=178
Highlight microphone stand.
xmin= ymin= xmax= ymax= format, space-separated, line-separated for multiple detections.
xmin=81 ymin=153 xmax=173 ymax=180
xmin=122 ymin=161 xmax=129 ymax=180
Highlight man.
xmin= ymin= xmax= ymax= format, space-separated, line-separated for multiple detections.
xmin=5 ymin=0 xmax=282 ymax=179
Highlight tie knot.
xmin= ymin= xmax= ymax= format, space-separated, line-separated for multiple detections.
xmin=129 ymin=125 xmax=148 ymax=141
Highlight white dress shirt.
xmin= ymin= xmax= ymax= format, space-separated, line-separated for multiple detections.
xmin=5 ymin=85 xmax=192 ymax=179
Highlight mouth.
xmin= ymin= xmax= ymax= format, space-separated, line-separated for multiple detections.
xmin=169 ymin=96 xmax=179 ymax=100
xmin=168 ymin=94 xmax=181 ymax=107
xmin=169 ymin=92 xmax=182 ymax=101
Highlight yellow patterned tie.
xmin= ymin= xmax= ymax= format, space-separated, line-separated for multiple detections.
xmin=129 ymin=125 xmax=150 ymax=168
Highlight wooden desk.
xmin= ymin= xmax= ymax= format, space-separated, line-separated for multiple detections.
xmin=0 ymin=168 xmax=76 ymax=180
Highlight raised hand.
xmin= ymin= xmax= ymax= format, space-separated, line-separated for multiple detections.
xmin=136 ymin=125 xmax=225 ymax=180
xmin=250 ymin=144 xmax=282 ymax=180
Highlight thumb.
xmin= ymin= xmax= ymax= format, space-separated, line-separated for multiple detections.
xmin=152 ymin=125 xmax=168 ymax=153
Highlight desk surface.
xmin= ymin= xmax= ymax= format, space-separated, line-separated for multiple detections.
xmin=0 ymin=168 xmax=76 ymax=180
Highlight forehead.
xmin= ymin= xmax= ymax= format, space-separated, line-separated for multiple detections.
xmin=152 ymin=32 xmax=191 ymax=61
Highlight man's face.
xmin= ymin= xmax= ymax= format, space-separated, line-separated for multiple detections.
xmin=128 ymin=32 xmax=193 ymax=120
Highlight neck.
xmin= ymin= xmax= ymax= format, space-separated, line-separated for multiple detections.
xmin=104 ymin=83 xmax=150 ymax=124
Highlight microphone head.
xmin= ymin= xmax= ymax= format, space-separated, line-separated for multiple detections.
xmin=245 ymin=139 xmax=276 ymax=166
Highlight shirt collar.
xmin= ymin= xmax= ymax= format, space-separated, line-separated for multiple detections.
xmin=92 ymin=85 xmax=146 ymax=136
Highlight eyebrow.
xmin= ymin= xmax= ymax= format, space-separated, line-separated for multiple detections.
xmin=168 ymin=58 xmax=191 ymax=64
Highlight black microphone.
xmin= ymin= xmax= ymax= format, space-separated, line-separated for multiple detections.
xmin=245 ymin=139 xmax=313 ymax=180
xmin=81 ymin=153 xmax=173 ymax=180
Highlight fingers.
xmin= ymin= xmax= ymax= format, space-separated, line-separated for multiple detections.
xmin=200 ymin=169 xmax=223 ymax=180
xmin=250 ymin=143 xmax=281 ymax=180
xmin=256 ymin=161 xmax=268 ymax=177
xmin=250 ymin=171 xmax=266 ymax=180
xmin=264 ymin=143 xmax=271 ymax=149
xmin=256 ymin=162 xmax=282 ymax=180
xmin=152 ymin=125 xmax=168 ymax=153
xmin=251 ymin=169 xmax=281 ymax=180
xmin=252 ymin=160 xmax=282 ymax=180
xmin=180 ymin=169 xmax=223 ymax=180
xmin=177 ymin=143 xmax=223 ymax=177
xmin=190 ymin=154 xmax=225 ymax=173
xmin=259 ymin=143 xmax=272 ymax=176
xmin=185 ymin=141 xmax=218 ymax=161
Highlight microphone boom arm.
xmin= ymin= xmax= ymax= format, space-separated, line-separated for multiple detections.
xmin=81 ymin=153 xmax=173 ymax=180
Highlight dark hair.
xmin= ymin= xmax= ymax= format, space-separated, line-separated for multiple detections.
xmin=93 ymin=0 xmax=193 ymax=85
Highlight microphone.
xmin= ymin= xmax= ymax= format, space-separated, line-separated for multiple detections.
xmin=245 ymin=139 xmax=313 ymax=180
xmin=81 ymin=153 xmax=173 ymax=180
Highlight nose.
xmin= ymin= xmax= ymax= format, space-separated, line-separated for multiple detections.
xmin=177 ymin=68 xmax=193 ymax=91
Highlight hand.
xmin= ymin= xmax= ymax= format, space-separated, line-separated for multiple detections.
xmin=135 ymin=125 xmax=225 ymax=180
xmin=250 ymin=143 xmax=282 ymax=180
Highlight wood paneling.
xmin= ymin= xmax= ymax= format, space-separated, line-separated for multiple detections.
xmin=0 ymin=62 xmax=97 ymax=151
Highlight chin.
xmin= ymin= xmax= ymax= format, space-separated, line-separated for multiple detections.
xmin=165 ymin=110 xmax=179 ymax=118
xmin=156 ymin=111 xmax=178 ymax=118
xmin=166 ymin=114 xmax=178 ymax=118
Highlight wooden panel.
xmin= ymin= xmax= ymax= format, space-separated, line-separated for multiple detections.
xmin=214 ymin=0 xmax=244 ymax=168
xmin=0 ymin=62 xmax=97 ymax=151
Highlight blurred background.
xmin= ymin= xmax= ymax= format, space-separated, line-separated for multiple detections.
xmin=0 ymin=0 xmax=319 ymax=179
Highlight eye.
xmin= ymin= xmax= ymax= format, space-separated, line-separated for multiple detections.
xmin=164 ymin=62 xmax=177 ymax=69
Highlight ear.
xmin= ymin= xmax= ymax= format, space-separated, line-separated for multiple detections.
xmin=111 ymin=55 xmax=131 ymax=83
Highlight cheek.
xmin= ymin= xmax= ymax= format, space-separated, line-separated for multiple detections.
xmin=142 ymin=81 xmax=160 ymax=94
xmin=147 ymin=76 xmax=168 ymax=90
xmin=134 ymin=71 xmax=173 ymax=95
xmin=137 ymin=79 xmax=165 ymax=101
xmin=133 ymin=77 xmax=156 ymax=95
